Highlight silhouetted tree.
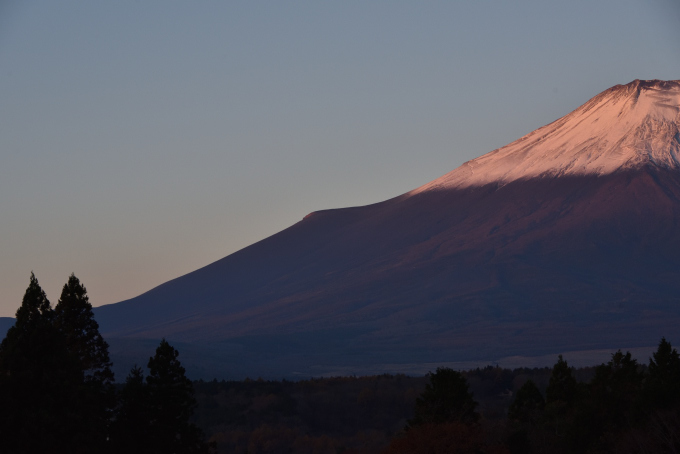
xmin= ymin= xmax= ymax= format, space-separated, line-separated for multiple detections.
xmin=0 ymin=273 xmax=80 ymax=454
xmin=54 ymin=273 xmax=115 ymax=452
xmin=543 ymin=355 xmax=578 ymax=443
xmin=545 ymin=355 xmax=576 ymax=405
xmin=55 ymin=273 xmax=114 ymax=384
xmin=646 ymin=337 xmax=680 ymax=408
xmin=112 ymin=339 xmax=212 ymax=453
xmin=111 ymin=365 xmax=154 ymax=454
xmin=591 ymin=350 xmax=643 ymax=419
xmin=508 ymin=379 xmax=544 ymax=424
xmin=408 ymin=367 xmax=478 ymax=427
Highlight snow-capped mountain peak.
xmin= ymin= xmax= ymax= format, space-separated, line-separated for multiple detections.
xmin=413 ymin=79 xmax=680 ymax=193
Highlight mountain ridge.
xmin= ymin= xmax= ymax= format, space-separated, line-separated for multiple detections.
xmin=93 ymin=79 xmax=680 ymax=378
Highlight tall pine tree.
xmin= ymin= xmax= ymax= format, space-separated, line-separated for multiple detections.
xmin=112 ymin=340 xmax=212 ymax=454
xmin=146 ymin=339 xmax=212 ymax=454
xmin=54 ymin=273 xmax=115 ymax=452
xmin=111 ymin=365 xmax=154 ymax=454
xmin=646 ymin=337 xmax=680 ymax=408
xmin=55 ymin=273 xmax=114 ymax=385
xmin=408 ymin=367 xmax=479 ymax=427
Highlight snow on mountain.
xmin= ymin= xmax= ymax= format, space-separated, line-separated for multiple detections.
xmin=412 ymin=79 xmax=680 ymax=194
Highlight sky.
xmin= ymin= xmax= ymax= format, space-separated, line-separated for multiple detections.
xmin=1 ymin=1 xmax=679 ymax=317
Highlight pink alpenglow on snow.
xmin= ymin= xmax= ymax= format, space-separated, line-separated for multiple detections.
xmin=411 ymin=80 xmax=680 ymax=194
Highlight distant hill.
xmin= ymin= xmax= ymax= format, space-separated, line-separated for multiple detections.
xmin=0 ymin=317 xmax=14 ymax=340
xmin=95 ymin=80 xmax=680 ymax=379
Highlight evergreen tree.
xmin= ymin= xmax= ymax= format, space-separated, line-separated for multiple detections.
xmin=147 ymin=339 xmax=212 ymax=453
xmin=111 ymin=366 xmax=154 ymax=454
xmin=55 ymin=273 xmax=114 ymax=385
xmin=54 ymin=273 xmax=115 ymax=452
xmin=408 ymin=367 xmax=478 ymax=427
xmin=586 ymin=350 xmax=644 ymax=442
xmin=508 ymin=379 xmax=545 ymax=424
xmin=646 ymin=337 xmax=680 ymax=407
xmin=11 ymin=272 xmax=53 ymax=328
xmin=545 ymin=354 xmax=576 ymax=405
xmin=591 ymin=350 xmax=643 ymax=409
xmin=543 ymin=355 xmax=578 ymax=442
xmin=0 ymin=273 xmax=80 ymax=454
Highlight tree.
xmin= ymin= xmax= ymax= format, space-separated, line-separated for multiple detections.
xmin=54 ymin=273 xmax=115 ymax=452
xmin=111 ymin=366 xmax=154 ymax=454
xmin=646 ymin=337 xmax=680 ymax=408
xmin=545 ymin=355 xmax=576 ymax=405
xmin=508 ymin=379 xmax=545 ymax=424
xmin=55 ymin=273 xmax=114 ymax=385
xmin=584 ymin=350 xmax=644 ymax=447
xmin=113 ymin=339 xmax=212 ymax=453
xmin=11 ymin=272 xmax=53 ymax=327
xmin=543 ymin=355 xmax=578 ymax=442
xmin=0 ymin=273 xmax=80 ymax=454
xmin=408 ymin=367 xmax=478 ymax=427
xmin=591 ymin=350 xmax=643 ymax=410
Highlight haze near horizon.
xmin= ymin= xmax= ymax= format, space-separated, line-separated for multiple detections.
xmin=1 ymin=1 xmax=679 ymax=316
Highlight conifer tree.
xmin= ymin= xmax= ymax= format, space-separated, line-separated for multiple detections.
xmin=0 ymin=273 xmax=80 ymax=454
xmin=113 ymin=339 xmax=212 ymax=453
xmin=587 ymin=350 xmax=644 ymax=437
xmin=546 ymin=355 xmax=577 ymax=405
xmin=11 ymin=271 xmax=53 ymax=328
xmin=54 ymin=273 xmax=115 ymax=452
xmin=111 ymin=366 xmax=154 ymax=454
xmin=408 ymin=367 xmax=478 ymax=427
xmin=646 ymin=337 xmax=680 ymax=407
xmin=543 ymin=355 xmax=578 ymax=441
xmin=508 ymin=379 xmax=545 ymax=424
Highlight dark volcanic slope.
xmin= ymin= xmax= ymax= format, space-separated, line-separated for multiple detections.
xmin=96 ymin=80 xmax=680 ymax=375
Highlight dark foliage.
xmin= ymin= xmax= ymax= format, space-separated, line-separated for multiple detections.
xmin=0 ymin=274 xmax=213 ymax=454
xmin=545 ymin=354 xmax=577 ymax=405
xmin=646 ymin=337 xmax=680 ymax=408
xmin=408 ymin=367 xmax=478 ymax=427
xmin=0 ymin=274 xmax=82 ymax=454
xmin=381 ymin=421 xmax=509 ymax=454
xmin=55 ymin=274 xmax=114 ymax=385
xmin=111 ymin=366 xmax=153 ymax=453
xmin=147 ymin=339 xmax=212 ymax=453
xmin=508 ymin=379 xmax=544 ymax=424
xmin=192 ymin=374 xmax=424 ymax=453
xmin=112 ymin=340 xmax=213 ymax=454
xmin=4 ymin=274 xmax=680 ymax=453
xmin=54 ymin=273 xmax=116 ymax=452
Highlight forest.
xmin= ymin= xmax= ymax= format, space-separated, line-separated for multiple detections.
xmin=1 ymin=274 xmax=679 ymax=453
xmin=192 ymin=345 xmax=680 ymax=454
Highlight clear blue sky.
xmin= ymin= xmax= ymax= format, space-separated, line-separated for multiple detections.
xmin=1 ymin=0 xmax=679 ymax=316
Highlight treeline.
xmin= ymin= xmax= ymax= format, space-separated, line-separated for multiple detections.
xmin=3 ymin=273 xmax=679 ymax=453
xmin=191 ymin=344 xmax=680 ymax=454
xmin=380 ymin=344 xmax=680 ymax=453
xmin=0 ymin=273 xmax=213 ymax=454
xmin=192 ymin=374 xmax=425 ymax=453
xmin=189 ymin=367 xmax=552 ymax=453
xmin=500 ymin=343 xmax=680 ymax=454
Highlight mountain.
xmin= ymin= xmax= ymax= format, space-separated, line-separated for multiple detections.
xmin=0 ymin=317 xmax=14 ymax=340
xmin=96 ymin=79 xmax=680 ymax=379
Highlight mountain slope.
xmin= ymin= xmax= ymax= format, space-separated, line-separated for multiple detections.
xmin=96 ymin=80 xmax=680 ymax=378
